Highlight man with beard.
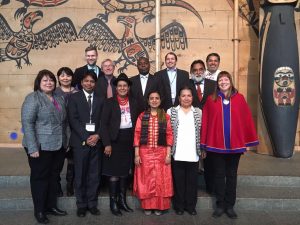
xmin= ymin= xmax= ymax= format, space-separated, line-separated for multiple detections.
xmin=189 ymin=59 xmax=217 ymax=195
xmin=204 ymin=53 xmax=221 ymax=81
xmin=130 ymin=57 xmax=158 ymax=115
xmin=73 ymin=46 xmax=104 ymax=90
xmin=190 ymin=60 xmax=217 ymax=109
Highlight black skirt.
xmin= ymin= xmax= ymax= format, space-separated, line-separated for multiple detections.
xmin=102 ymin=128 xmax=134 ymax=177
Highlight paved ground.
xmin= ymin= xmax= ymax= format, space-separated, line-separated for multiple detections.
xmin=0 ymin=209 xmax=299 ymax=225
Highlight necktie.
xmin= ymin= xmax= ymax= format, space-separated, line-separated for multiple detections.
xmin=107 ymin=81 xmax=113 ymax=98
xmin=88 ymin=94 xmax=92 ymax=111
xmin=196 ymin=84 xmax=203 ymax=101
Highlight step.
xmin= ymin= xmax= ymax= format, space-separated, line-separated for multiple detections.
xmin=2 ymin=175 xmax=300 ymax=188
xmin=1 ymin=185 xmax=300 ymax=211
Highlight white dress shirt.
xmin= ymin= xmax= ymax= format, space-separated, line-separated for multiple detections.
xmin=139 ymin=74 xmax=149 ymax=95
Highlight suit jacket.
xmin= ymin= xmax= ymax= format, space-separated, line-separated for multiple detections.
xmin=101 ymin=96 xmax=138 ymax=147
xmin=129 ymin=73 xmax=158 ymax=114
xmin=73 ymin=65 xmax=103 ymax=90
xmin=190 ymin=78 xmax=217 ymax=109
xmin=154 ymin=68 xmax=190 ymax=111
xmin=68 ymin=91 xmax=104 ymax=148
xmin=94 ymin=75 xmax=117 ymax=98
xmin=21 ymin=91 xmax=67 ymax=154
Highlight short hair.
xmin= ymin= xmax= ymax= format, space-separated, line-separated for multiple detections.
xmin=137 ymin=57 xmax=150 ymax=64
xmin=82 ymin=70 xmax=98 ymax=82
xmin=190 ymin=60 xmax=206 ymax=73
xmin=165 ymin=52 xmax=177 ymax=61
xmin=206 ymin=53 xmax=220 ymax=62
xmin=85 ymin=46 xmax=98 ymax=54
xmin=34 ymin=69 xmax=57 ymax=91
xmin=101 ymin=58 xmax=115 ymax=68
xmin=178 ymin=85 xmax=193 ymax=97
xmin=56 ymin=67 xmax=74 ymax=86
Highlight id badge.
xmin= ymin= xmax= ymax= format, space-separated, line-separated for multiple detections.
xmin=85 ymin=123 xmax=95 ymax=132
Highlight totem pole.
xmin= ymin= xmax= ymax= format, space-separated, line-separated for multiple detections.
xmin=259 ymin=0 xmax=300 ymax=158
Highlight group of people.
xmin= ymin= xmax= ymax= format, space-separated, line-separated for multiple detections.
xmin=21 ymin=46 xmax=259 ymax=224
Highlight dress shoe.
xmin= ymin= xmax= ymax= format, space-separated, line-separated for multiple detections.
xmin=175 ymin=209 xmax=184 ymax=215
xmin=212 ymin=207 xmax=224 ymax=218
xmin=77 ymin=208 xmax=87 ymax=217
xmin=89 ymin=207 xmax=101 ymax=215
xmin=225 ymin=208 xmax=238 ymax=219
xmin=34 ymin=212 xmax=49 ymax=224
xmin=186 ymin=209 xmax=197 ymax=215
xmin=46 ymin=207 xmax=67 ymax=216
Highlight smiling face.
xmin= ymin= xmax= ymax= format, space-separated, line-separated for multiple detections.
xmin=81 ymin=75 xmax=96 ymax=93
xmin=165 ymin=53 xmax=177 ymax=69
xmin=40 ymin=75 xmax=55 ymax=94
xmin=218 ymin=75 xmax=231 ymax=94
xmin=101 ymin=60 xmax=115 ymax=76
xmin=85 ymin=50 xmax=98 ymax=66
xmin=116 ymin=80 xmax=129 ymax=97
xmin=58 ymin=71 xmax=72 ymax=88
xmin=179 ymin=89 xmax=193 ymax=108
xmin=148 ymin=92 xmax=161 ymax=110
xmin=207 ymin=56 xmax=220 ymax=73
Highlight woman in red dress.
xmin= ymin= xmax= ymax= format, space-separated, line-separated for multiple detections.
xmin=133 ymin=91 xmax=173 ymax=216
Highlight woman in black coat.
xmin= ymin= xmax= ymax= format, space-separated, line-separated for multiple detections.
xmin=101 ymin=73 xmax=138 ymax=216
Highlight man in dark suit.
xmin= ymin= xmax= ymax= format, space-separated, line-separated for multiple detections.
xmin=73 ymin=46 xmax=104 ymax=89
xmin=154 ymin=52 xmax=190 ymax=111
xmin=68 ymin=71 xmax=104 ymax=217
xmin=190 ymin=59 xmax=217 ymax=109
xmin=94 ymin=58 xmax=117 ymax=98
xmin=130 ymin=57 xmax=158 ymax=115
xmin=189 ymin=59 xmax=217 ymax=196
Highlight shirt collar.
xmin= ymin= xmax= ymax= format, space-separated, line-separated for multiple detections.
xmin=83 ymin=89 xmax=94 ymax=98
xmin=167 ymin=67 xmax=177 ymax=72
xmin=140 ymin=73 xmax=149 ymax=78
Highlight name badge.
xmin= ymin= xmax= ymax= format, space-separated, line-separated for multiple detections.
xmin=85 ymin=123 xmax=95 ymax=132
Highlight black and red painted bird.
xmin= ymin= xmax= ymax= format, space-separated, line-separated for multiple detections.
xmin=79 ymin=15 xmax=188 ymax=73
xmin=0 ymin=11 xmax=77 ymax=68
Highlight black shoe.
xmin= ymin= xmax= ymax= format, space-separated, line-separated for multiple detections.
xmin=175 ymin=209 xmax=184 ymax=215
xmin=186 ymin=209 xmax=197 ymax=215
xmin=35 ymin=212 xmax=49 ymax=224
xmin=77 ymin=208 xmax=87 ymax=217
xmin=118 ymin=193 xmax=133 ymax=212
xmin=110 ymin=197 xmax=122 ymax=216
xmin=89 ymin=207 xmax=101 ymax=215
xmin=212 ymin=207 xmax=224 ymax=218
xmin=225 ymin=208 xmax=238 ymax=219
xmin=46 ymin=207 xmax=67 ymax=216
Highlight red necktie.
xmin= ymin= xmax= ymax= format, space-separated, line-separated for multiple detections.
xmin=196 ymin=84 xmax=203 ymax=101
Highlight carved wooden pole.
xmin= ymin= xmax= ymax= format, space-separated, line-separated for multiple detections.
xmin=155 ymin=0 xmax=161 ymax=71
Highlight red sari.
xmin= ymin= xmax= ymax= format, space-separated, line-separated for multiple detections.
xmin=133 ymin=112 xmax=173 ymax=210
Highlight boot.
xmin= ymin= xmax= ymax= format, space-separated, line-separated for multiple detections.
xmin=109 ymin=180 xmax=122 ymax=216
xmin=118 ymin=177 xmax=133 ymax=212
xmin=66 ymin=163 xmax=74 ymax=196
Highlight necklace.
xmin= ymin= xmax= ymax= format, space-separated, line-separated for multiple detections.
xmin=117 ymin=95 xmax=129 ymax=106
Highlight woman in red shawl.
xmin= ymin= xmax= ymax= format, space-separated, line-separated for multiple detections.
xmin=201 ymin=71 xmax=258 ymax=219
xmin=133 ymin=91 xmax=173 ymax=216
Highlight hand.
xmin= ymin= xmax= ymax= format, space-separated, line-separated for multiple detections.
xmin=87 ymin=134 xmax=99 ymax=147
xmin=201 ymin=151 xmax=207 ymax=159
xmin=104 ymin=145 xmax=112 ymax=157
xmin=30 ymin=151 xmax=39 ymax=158
xmin=134 ymin=155 xmax=142 ymax=166
xmin=165 ymin=155 xmax=171 ymax=165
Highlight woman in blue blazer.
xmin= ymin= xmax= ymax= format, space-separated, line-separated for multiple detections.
xmin=21 ymin=69 xmax=68 ymax=224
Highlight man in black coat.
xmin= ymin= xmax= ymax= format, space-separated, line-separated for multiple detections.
xmin=94 ymin=59 xmax=117 ymax=98
xmin=73 ymin=46 xmax=104 ymax=89
xmin=130 ymin=57 xmax=158 ymax=115
xmin=189 ymin=59 xmax=217 ymax=109
xmin=68 ymin=71 xmax=104 ymax=217
xmin=154 ymin=52 xmax=190 ymax=111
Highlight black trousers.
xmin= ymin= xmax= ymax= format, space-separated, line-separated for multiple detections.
xmin=208 ymin=152 xmax=241 ymax=209
xmin=203 ymin=153 xmax=214 ymax=193
xmin=172 ymin=159 xmax=198 ymax=211
xmin=73 ymin=145 xmax=101 ymax=208
xmin=27 ymin=148 xmax=64 ymax=214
